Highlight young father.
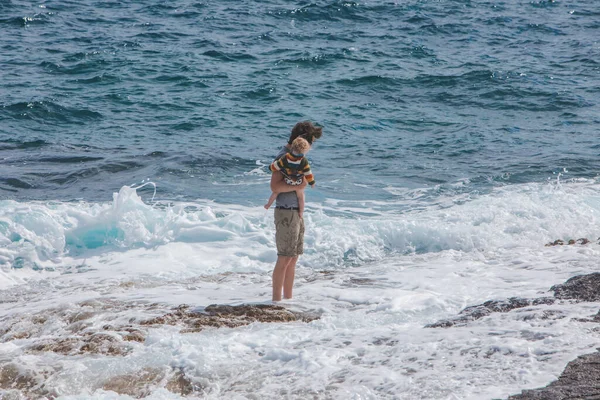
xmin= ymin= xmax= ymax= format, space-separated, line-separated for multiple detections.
xmin=270 ymin=121 xmax=322 ymax=301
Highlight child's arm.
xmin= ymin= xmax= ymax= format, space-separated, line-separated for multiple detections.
xmin=300 ymin=159 xmax=315 ymax=186
xmin=269 ymin=157 xmax=285 ymax=173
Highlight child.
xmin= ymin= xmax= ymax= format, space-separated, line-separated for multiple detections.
xmin=264 ymin=137 xmax=315 ymax=218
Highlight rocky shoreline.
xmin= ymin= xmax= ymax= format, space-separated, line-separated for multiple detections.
xmin=1 ymin=265 xmax=598 ymax=398
xmin=427 ymin=272 xmax=600 ymax=399
xmin=507 ymin=350 xmax=600 ymax=399
xmin=0 ymin=303 xmax=320 ymax=399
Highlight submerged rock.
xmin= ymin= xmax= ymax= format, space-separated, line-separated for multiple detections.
xmin=102 ymin=367 xmax=164 ymax=398
xmin=0 ymin=299 xmax=317 ymax=398
xmin=507 ymin=351 xmax=600 ymax=399
xmin=0 ymin=363 xmax=52 ymax=398
xmin=101 ymin=366 xmax=204 ymax=397
xmin=166 ymin=368 xmax=205 ymax=396
xmin=28 ymin=332 xmax=130 ymax=356
xmin=0 ymin=363 xmax=38 ymax=392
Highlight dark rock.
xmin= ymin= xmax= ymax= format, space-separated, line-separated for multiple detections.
xmin=429 ymin=272 xmax=600 ymax=329
xmin=551 ymin=273 xmax=600 ymax=302
xmin=426 ymin=297 xmax=555 ymax=328
xmin=508 ymin=351 xmax=600 ymax=399
xmin=423 ymin=273 xmax=600 ymax=399
xmin=545 ymin=238 xmax=591 ymax=246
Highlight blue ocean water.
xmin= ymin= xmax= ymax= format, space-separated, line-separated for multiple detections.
xmin=1 ymin=0 xmax=598 ymax=206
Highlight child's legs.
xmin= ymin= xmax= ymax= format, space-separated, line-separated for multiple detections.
xmin=264 ymin=192 xmax=278 ymax=209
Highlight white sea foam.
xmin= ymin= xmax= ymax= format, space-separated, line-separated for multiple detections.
xmin=1 ymin=180 xmax=600 ymax=398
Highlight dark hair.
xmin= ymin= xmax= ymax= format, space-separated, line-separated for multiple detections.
xmin=288 ymin=121 xmax=323 ymax=145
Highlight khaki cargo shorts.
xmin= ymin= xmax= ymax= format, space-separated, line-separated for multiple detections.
xmin=274 ymin=208 xmax=304 ymax=257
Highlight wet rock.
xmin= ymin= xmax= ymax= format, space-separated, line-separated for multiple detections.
xmin=428 ymin=273 xmax=600 ymax=329
xmin=423 ymin=273 xmax=600 ymax=399
xmin=141 ymin=303 xmax=319 ymax=333
xmin=101 ymin=367 xmax=204 ymax=398
xmin=122 ymin=328 xmax=146 ymax=343
xmin=545 ymin=237 xmax=591 ymax=246
xmin=166 ymin=368 xmax=205 ymax=396
xmin=28 ymin=332 xmax=129 ymax=356
xmin=342 ymin=277 xmax=378 ymax=287
xmin=79 ymin=333 xmax=125 ymax=355
xmin=0 ymin=363 xmax=38 ymax=392
xmin=426 ymin=297 xmax=555 ymax=328
xmin=0 ymin=363 xmax=54 ymax=398
xmin=508 ymin=350 xmax=600 ymax=399
xmin=102 ymin=367 xmax=164 ymax=398
xmin=66 ymin=310 xmax=96 ymax=324
xmin=551 ymin=273 xmax=600 ymax=302
xmin=28 ymin=337 xmax=81 ymax=355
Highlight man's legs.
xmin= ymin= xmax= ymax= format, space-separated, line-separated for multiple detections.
xmin=283 ymin=256 xmax=298 ymax=299
xmin=272 ymin=255 xmax=295 ymax=301
xmin=273 ymin=208 xmax=304 ymax=301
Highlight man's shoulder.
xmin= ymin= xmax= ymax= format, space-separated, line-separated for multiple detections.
xmin=275 ymin=145 xmax=288 ymax=158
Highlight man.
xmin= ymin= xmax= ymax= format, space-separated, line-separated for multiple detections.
xmin=270 ymin=121 xmax=322 ymax=301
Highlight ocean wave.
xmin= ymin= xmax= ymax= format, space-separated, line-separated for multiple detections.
xmin=40 ymin=59 xmax=110 ymax=76
xmin=276 ymin=51 xmax=350 ymax=67
xmin=0 ymin=178 xmax=33 ymax=190
xmin=335 ymin=75 xmax=400 ymax=87
xmin=1 ymin=101 xmax=102 ymax=123
xmin=202 ymin=50 xmax=257 ymax=62
xmin=2 ymin=180 xmax=600 ymax=277
xmin=134 ymin=31 xmax=194 ymax=40
xmin=270 ymin=2 xmax=371 ymax=23
xmin=0 ymin=13 xmax=53 ymax=27
xmin=0 ymin=139 xmax=48 ymax=150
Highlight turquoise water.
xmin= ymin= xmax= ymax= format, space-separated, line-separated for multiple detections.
xmin=1 ymin=0 xmax=598 ymax=205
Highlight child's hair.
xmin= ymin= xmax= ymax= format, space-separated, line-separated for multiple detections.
xmin=291 ymin=137 xmax=310 ymax=155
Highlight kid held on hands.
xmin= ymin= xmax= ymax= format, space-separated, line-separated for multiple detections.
xmin=264 ymin=137 xmax=315 ymax=219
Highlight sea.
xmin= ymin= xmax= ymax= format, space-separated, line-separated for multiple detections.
xmin=1 ymin=0 xmax=600 ymax=399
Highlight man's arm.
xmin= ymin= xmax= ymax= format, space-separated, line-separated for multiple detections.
xmin=270 ymin=171 xmax=307 ymax=193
